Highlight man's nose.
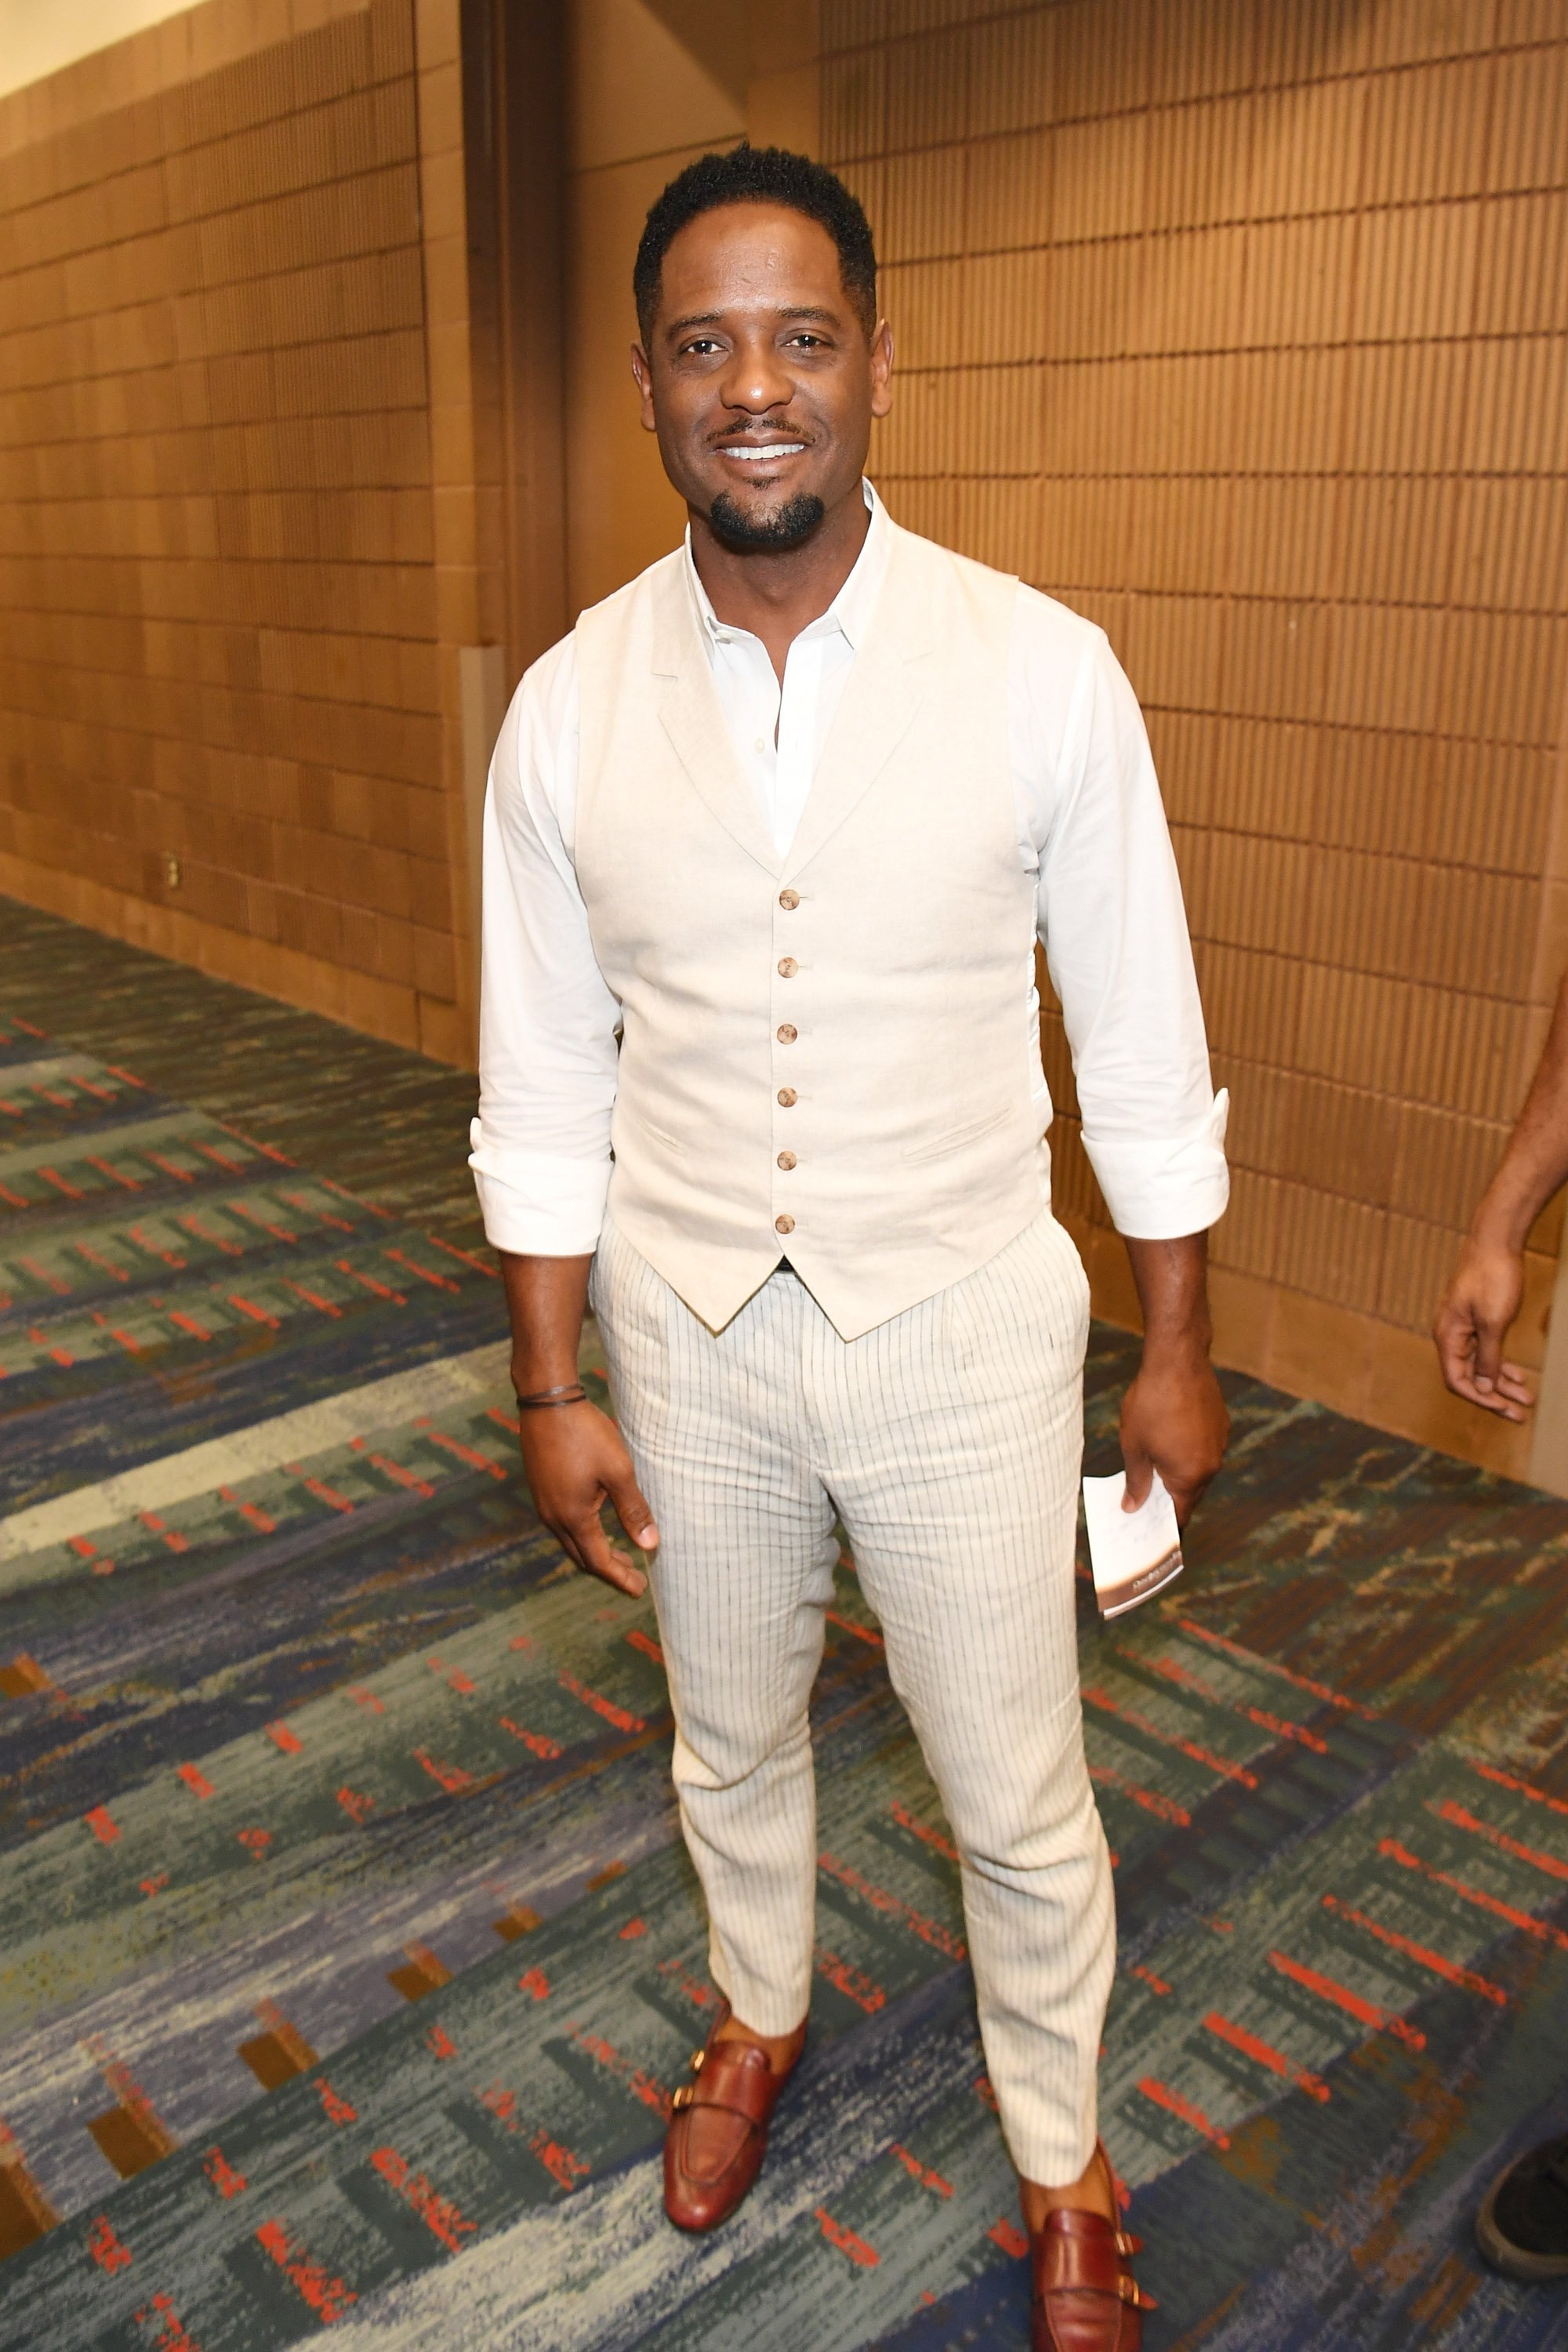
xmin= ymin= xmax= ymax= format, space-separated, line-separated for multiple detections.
xmin=718 ymin=339 xmax=793 ymax=414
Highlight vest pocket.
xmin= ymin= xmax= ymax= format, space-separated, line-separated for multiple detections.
xmin=900 ymin=1102 xmax=1014 ymax=1163
xmin=618 ymin=1101 xmax=688 ymax=1156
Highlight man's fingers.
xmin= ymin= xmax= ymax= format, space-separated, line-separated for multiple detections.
xmin=604 ymin=1465 xmax=659 ymax=1555
xmin=1434 ymin=1303 xmax=1494 ymax=1399
xmin=556 ymin=1512 xmax=648 ymax=1599
xmin=1163 ymin=1475 xmax=1206 ymax=1531
xmin=1472 ymin=1316 xmax=1507 ymax=1390
xmin=1432 ymin=1305 xmax=1534 ymax=1417
xmin=1121 ymin=1446 xmax=1152 ymax=1511
xmin=599 ymin=1548 xmax=650 ymax=1599
xmin=1432 ymin=1300 xmax=1474 ymax=1393
xmin=1442 ymin=1371 xmax=1521 ymax=1420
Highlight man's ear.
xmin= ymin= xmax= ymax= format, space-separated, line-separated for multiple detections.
xmin=869 ymin=317 xmax=895 ymax=422
xmin=630 ymin=341 xmax=657 ymax=434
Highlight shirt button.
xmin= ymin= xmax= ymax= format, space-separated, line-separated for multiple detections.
xmin=777 ymin=1150 xmax=797 ymax=1170
xmin=754 ymin=735 xmax=767 ymax=752
xmin=777 ymin=1087 xmax=797 ymax=1106
xmin=775 ymin=1214 xmax=794 ymax=1236
xmin=777 ymin=956 xmax=797 ymax=978
xmin=776 ymin=1023 xmax=797 ymax=1044
xmin=779 ymin=888 xmax=800 ymax=909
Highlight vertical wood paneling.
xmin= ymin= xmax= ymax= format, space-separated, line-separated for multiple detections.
xmin=0 ymin=0 xmax=466 ymax=1057
xmin=833 ymin=1 xmax=1568 ymax=1374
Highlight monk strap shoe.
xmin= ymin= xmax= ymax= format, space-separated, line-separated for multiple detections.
xmin=662 ymin=2002 xmax=805 ymax=2233
xmin=1029 ymin=2145 xmax=1155 ymax=2352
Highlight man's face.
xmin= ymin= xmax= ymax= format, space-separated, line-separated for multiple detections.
xmin=632 ymin=202 xmax=893 ymax=552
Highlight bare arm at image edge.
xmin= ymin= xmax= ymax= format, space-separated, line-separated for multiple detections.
xmin=1435 ymin=971 xmax=1568 ymax=1421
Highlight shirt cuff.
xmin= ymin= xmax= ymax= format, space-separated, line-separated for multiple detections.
xmin=1083 ymin=1087 xmax=1231 ymax=1240
xmin=468 ymin=1120 xmax=611 ymax=1256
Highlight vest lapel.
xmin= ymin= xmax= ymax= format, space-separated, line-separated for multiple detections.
xmin=652 ymin=563 xmax=780 ymax=877
xmin=782 ymin=529 xmax=931 ymax=882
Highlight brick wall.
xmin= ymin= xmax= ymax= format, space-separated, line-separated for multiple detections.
xmin=0 ymin=0 xmax=480 ymax=1060
xmin=815 ymin=0 xmax=1568 ymax=1471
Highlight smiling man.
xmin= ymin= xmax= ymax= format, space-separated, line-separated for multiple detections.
xmin=470 ymin=145 xmax=1229 ymax=2351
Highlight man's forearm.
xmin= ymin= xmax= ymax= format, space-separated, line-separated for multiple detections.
xmin=1471 ymin=979 xmax=1568 ymax=1251
xmin=498 ymin=1251 xmax=593 ymax=1392
xmin=1123 ymin=1232 xmax=1213 ymax=1361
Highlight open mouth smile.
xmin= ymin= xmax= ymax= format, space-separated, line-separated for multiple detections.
xmin=717 ymin=442 xmax=807 ymax=463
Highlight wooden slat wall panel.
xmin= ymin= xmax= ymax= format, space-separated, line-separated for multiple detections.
xmin=0 ymin=0 xmax=466 ymax=1057
xmin=820 ymin=0 xmax=1568 ymax=1450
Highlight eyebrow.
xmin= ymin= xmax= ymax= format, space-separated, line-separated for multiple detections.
xmin=665 ymin=303 xmax=841 ymax=336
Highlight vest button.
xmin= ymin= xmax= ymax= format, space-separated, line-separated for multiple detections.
xmin=775 ymin=1214 xmax=794 ymax=1236
xmin=776 ymin=1023 xmax=797 ymax=1043
xmin=779 ymin=888 xmax=800 ymax=909
xmin=777 ymin=956 xmax=797 ymax=978
xmin=777 ymin=1150 xmax=797 ymax=1170
xmin=777 ymin=1087 xmax=797 ymax=1106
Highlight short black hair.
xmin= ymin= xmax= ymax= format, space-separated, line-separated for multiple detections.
xmin=633 ymin=143 xmax=878 ymax=343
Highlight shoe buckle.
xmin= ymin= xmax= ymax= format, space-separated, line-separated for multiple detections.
xmin=691 ymin=2047 xmax=706 ymax=2072
xmin=672 ymin=2083 xmax=693 ymax=2111
xmin=1116 ymin=2277 xmax=1157 ymax=2310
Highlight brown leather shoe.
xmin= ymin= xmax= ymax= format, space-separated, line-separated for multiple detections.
xmin=1030 ymin=2143 xmax=1155 ymax=2351
xmin=662 ymin=2002 xmax=804 ymax=2233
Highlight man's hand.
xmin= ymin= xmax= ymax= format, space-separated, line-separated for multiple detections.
xmin=517 ymin=1402 xmax=659 ymax=1597
xmin=1433 ymin=1229 xmax=1536 ymax=1421
xmin=497 ymin=1249 xmax=660 ymax=1598
xmin=1432 ymin=965 xmax=1568 ymax=1421
xmin=1120 ymin=1347 xmax=1229 ymax=1526
xmin=1120 ymin=1232 xmax=1229 ymax=1528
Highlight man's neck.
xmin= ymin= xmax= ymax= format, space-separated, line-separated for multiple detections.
xmin=688 ymin=485 xmax=872 ymax=682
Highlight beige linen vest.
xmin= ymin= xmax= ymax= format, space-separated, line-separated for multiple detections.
xmin=574 ymin=519 xmax=1046 ymax=1341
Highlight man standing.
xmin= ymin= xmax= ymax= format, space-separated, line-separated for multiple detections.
xmin=1435 ymin=969 xmax=1568 ymax=2287
xmin=470 ymin=145 xmax=1229 ymax=2350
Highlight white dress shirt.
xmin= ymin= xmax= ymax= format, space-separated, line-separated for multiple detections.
xmin=470 ymin=485 xmax=1228 ymax=1257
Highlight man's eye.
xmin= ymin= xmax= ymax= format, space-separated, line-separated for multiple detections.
xmin=681 ymin=338 xmax=721 ymax=356
xmin=789 ymin=334 xmax=827 ymax=349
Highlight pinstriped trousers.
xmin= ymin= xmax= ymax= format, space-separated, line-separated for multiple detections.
xmin=590 ymin=1204 xmax=1116 ymax=2184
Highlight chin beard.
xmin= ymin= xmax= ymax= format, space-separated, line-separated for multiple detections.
xmin=707 ymin=490 xmax=827 ymax=553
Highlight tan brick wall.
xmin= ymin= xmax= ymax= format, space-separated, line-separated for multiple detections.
xmin=810 ymin=0 xmax=1568 ymax=1473
xmin=0 ymin=0 xmax=476 ymax=1058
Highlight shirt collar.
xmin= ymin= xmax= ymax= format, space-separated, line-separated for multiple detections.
xmin=683 ymin=479 xmax=891 ymax=654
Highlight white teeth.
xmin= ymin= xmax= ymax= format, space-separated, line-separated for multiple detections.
xmin=724 ymin=443 xmax=805 ymax=461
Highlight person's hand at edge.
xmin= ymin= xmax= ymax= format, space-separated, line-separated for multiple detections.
xmin=1433 ymin=1229 xmax=1536 ymax=1422
xmin=1433 ymin=965 xmax=1568 ymax=1421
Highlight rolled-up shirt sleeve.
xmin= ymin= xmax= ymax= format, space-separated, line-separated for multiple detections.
xmin=468 ymin=641 xmax=622 ymax=1256
xmin=1033 ymin=614 xmax=1229 ymax=1240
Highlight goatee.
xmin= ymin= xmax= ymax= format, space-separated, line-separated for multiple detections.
xmin=708 ymin=491 xmax=826 ymax=553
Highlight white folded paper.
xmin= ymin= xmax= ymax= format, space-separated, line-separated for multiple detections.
xmin=1082 ymin=1468 xmax=1183 ymax=1619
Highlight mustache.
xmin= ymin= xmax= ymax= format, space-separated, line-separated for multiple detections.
xmin=707 ymin=421 xmax=813 ymax=448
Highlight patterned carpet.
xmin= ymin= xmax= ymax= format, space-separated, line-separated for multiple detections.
xmin=2 ymin=894 xmax=1568 ymax=2350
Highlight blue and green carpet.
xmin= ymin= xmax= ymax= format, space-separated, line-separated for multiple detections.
xmin=2 ymin=895 xmax=1567 ymax=2350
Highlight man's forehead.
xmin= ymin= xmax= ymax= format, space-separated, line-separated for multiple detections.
xmin=659 ymin=205 xmax=844 ymax=299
